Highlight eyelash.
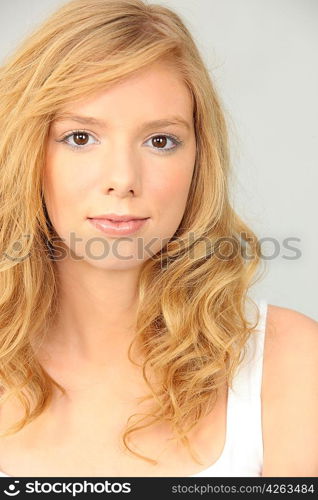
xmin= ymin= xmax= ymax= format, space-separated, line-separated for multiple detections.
xmin=57 ymin=129 xmax=183 ymax=154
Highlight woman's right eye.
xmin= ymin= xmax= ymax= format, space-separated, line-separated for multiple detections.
xmin=57 ymin=130 xmax=98 ymax=150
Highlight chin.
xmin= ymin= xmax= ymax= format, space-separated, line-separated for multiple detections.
xmin=86 ymin=257 xmax=146 ymax=271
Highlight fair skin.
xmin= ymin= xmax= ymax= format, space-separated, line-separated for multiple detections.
xmin=261 ymin=306 xmax=318 ymax=476
xmin=41 ymin=60 xmax=197 ymax=376
xmin=0 ymin=62 xmax=317 ymax=477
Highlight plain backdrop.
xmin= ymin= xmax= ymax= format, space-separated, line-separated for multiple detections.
xmin=1 ymin=0 xmax=317 ymax=319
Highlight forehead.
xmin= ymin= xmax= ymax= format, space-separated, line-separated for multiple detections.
xmin=55 ymin=61 xmax=193 ymax=126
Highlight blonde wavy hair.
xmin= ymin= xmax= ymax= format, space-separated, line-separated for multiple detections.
xmin=0 ymin=0 xmax=265 ymax=466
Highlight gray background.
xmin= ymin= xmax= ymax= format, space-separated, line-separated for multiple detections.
xmin=1 ymin=0 xmax=317 ymax=319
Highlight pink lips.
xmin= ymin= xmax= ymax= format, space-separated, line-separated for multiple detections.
xmin=88 ymin=217 xmax=149 ymax=237
xmin=89 ymin=213 xmax=147 ymax=222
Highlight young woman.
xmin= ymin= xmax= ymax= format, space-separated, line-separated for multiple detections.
xmin=0 ymin=0 xmax=317 ymax=478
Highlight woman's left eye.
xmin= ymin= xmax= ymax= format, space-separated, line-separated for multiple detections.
xmin=57 ymin=130 xmax=183 ymax=154
xmin=144 ymin=134 xmax=182 ymax=154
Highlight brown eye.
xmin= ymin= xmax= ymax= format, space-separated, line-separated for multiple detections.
xmin=152 ymin=136 xmax=167 ymax=149
xmin=59 ymin=130 xmax=97 ymax=150
xmin=73 ymin=132 xmax=89 ymax=146
xmin=145 ymin=134 xmax=182 ymax=154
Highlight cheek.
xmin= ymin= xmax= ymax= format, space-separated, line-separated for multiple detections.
xmin=146 ymin=160 xmax=194 ymax=240
xmin=148 ymin=161 xmax=194 ymax=214
xmin=43 ymin=151 xmax=86 ymax=233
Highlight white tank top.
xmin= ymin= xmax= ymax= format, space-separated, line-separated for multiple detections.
xmin=189 ymin=298 xmax=268 ymax=477
xmin=0 ymin=299 xmax=268 ymax=478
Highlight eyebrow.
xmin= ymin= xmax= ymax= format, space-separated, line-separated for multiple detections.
xmin=53 ymin=113 xmax=192 ymax=132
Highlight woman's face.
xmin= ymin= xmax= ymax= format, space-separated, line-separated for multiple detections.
xmin=44 ymin=61 xmax=197 ymax=269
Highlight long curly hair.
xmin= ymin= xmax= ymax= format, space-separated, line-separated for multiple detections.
xmin=0 ymin=0 xmax=266 ymax=466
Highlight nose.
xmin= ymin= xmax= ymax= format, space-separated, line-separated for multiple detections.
xmin=102 ymin=143 xmax=141 ymax=198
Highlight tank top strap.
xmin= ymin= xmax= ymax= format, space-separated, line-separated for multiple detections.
xmin=231 ymin=298 xmax=268 ymax=398
xmin=224 ymin=298 xmax=268 ymax=475
xmin=189 ymin=298 xmax=269 ymax=477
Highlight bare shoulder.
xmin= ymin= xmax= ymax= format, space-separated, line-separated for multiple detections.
xmin=263 ymin=304 xmax=318 ymax=355
xmin=261 ymin=304 xmax=318 ymax=477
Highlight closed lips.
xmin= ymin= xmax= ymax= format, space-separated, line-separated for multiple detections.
xmin=88 ymin=214 xmax=149 ymax=222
